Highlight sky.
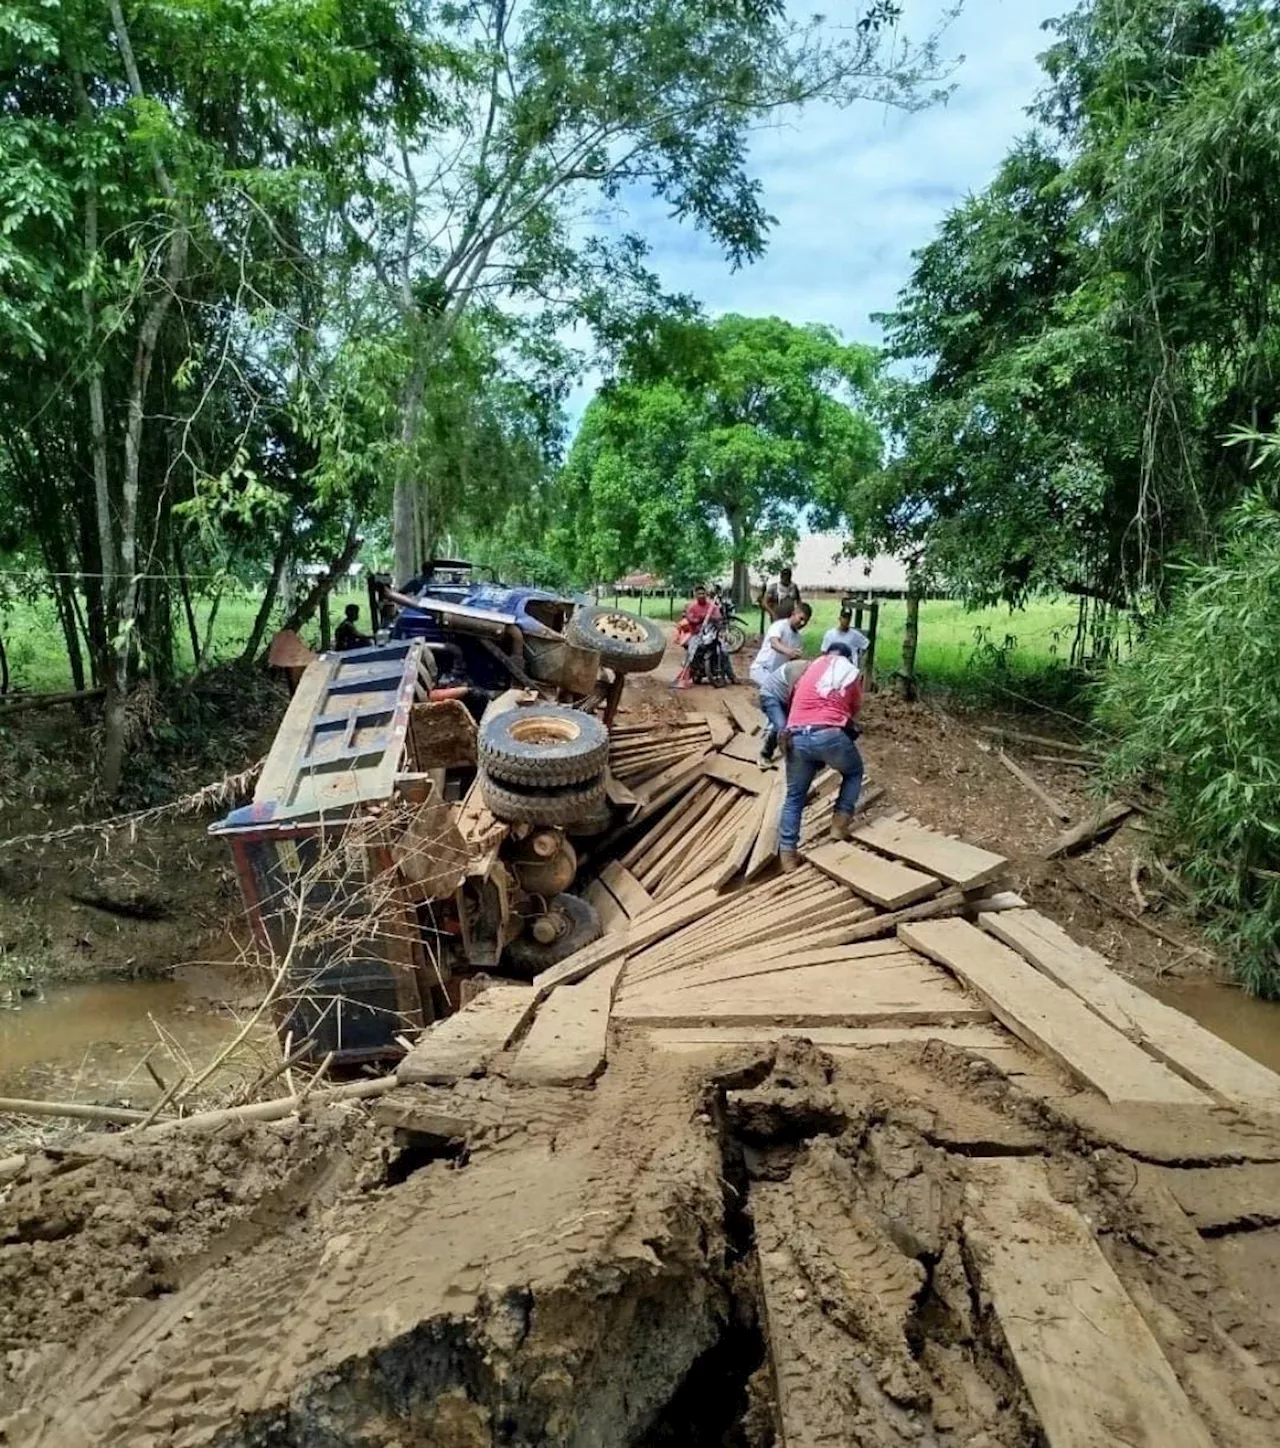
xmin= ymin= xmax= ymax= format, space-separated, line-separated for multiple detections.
xmin=605 ymin=0 xmax=1065 ymax=355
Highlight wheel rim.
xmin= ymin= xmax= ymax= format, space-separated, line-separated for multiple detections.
xmin=508 ymin=715 xmax=582 ymax=746
xmin=595 ymin=612 xmax=649 ymax=645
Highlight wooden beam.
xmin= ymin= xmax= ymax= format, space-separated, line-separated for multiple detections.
xmin=1041 ymin=802 xmax=1133 ymax=859
xmin=997 ymin=750 xmax=1072 ymax=822
xmin=853 ymin=817 xmax=1006 ymax=889
xmin=803 ymin=841 xmax=941 ymax=909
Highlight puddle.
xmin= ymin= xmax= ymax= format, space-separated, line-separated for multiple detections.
xmin=1146 ymin=979 xmax=1280 ymax=1074
xmin=0 ymin=976 xmax=273 ymax=1105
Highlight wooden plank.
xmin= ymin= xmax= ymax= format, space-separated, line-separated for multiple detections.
xmin=1153 ymin=1163 xmax=1280 ymax=1233
xmin=508 ymin=960 xmax=625 ymax=1086
xmin=965 ymin=1158 xmax=1215 ymax=1448
xmin=603 ymin=769 xmax=638 ymax=810
xmin=744 ymin=772 xmax=785 ymax=879
xmin=614 ymin=953 xmax=989 ymax=1029
xmin=720 ymin=731 xmax=765 ymax=764
xmin=900 ymin=918 xmax=1206 ymax=1105
xmin=704 ymin=711 xmax=734 ymax=749
xmin=600 ymin=861 xmax=654 ymax=920
xmin=703 ymin=754 xmax=768 ymax=794
xmin=646 ymin=1023 xmax=1015 ymax=1055
xmin=584 ymin=878 xmax=628 ymax=934
xmin=997 ymin=749 xmax=1072 ymax=822
xmin=624 ymin=780 xmax=716 ymax=873
xmin=981 ymin=909 xmax=1280 ymax=1106
xmin=804 ymin=840 xmax=941 ymax=909
xmin=629 ymin=748 xmax=712 ymax=812
xmin=723 ymin=689 xmax=765 ymax=735
xmin=853 ymin=817 xmax=1006 ymax=889
xmin=397 ymin=985 xmax=536 ymax=1084
xmin=648 ymin=941 xmax=914 ymax=997
xmin=714 ymin=790 xmax=766 ymax=891
xmin=1041 ymin=801 xmax=1133 ymax=859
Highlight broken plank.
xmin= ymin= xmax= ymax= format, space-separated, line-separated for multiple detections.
xmin=603 ymin=769 xmax=638 ymax=811
xmin=900 ymin=918 xmax=1205 ymax=1106
xmin=584 ymin=878 xmax=628 ymax=934
xmin=804 ymin=840 xmax=941 ymax=910
xmin=1040 ymin=801 xmax=1133 ymax=859
xmin=704 ymin=711 xmax=735 ymax=749
xmin=965 ymin=1157 xmax=1215 ymax=1448
xmin=744 ymin=772 xmax=785 ymax=880
xmin=628 ymin=748 xmax=712 ymax=813
xmin=981 ymin=909 xmax=1280 ymax=1107
xmin=508 ymin=960 xmax=625 ymax=1086
xmin=997 ymin=749 xmax=1072 ymax=823
xmin=852 ymin=816 xmax=1006 ymax=889
xmin=397 ymin=985 xmax=535 ymax=1085
xmin=600 ymin=860 xmax=654 ymax=920
xmin=702 ymin=754 xmax=768 ymax=794
xmin=720 ymin=730 xmax=765 ymax=764
xmin=714 ymin=790 xmax=766 ymax=891
xmin=1152 ymin=1163 xmax=1280 ymax=1233
xmin=723 ymin=689 xmax=765 ymax=736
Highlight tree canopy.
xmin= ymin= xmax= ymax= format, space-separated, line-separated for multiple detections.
xmin=558 ymin=313 xmax=881 ymax=596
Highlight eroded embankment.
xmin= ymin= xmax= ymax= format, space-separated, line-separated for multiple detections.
xmin=3 ymin=1036 xmax=1280 ymax=1447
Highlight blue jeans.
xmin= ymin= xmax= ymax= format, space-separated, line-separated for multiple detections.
xmin=779 ymin=727 xmax=864 ymax=852
xmin=758 ymin=692 xmax=789 ymax=758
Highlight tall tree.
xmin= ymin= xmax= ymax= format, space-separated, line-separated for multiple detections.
xmin=560 ymin=313 xmax=881 ymax=599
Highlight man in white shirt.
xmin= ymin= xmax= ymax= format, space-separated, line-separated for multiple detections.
xmin=749 ymin=601 xmax=811 ymax=763
xmin=821 ymin=606 xmax=869 ymax=664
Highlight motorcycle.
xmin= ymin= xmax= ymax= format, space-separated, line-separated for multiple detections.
xmin=707 ymin=588 xmax=747 ymax=653
xmin=683 ymin=612 xmax=736 ymax=688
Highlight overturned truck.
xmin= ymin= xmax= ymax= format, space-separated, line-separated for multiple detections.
xmin=212 ymin=612 xmax=662 ymax=1064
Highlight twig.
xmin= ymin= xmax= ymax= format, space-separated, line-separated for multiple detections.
xmin=997 ymin=750 xmax=1072 ymax=823
xmin=296 ymin=1052 xmax=336 ymax=1111
xmin=129 ymin=1070 xmax=189 ymax=1132
xmin=1061 ymin=867 xmax=1219 ymax=967
xmin=230 ymin=1035 xmax=316 ymax=1107
xmin=144 ymin=1059 xmax=169 ymax=1094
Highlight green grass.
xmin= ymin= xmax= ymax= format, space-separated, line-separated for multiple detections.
xmin=3 ymin=583 xmax=1090 ymax=705
xmin=0 ymin=585 xmax=370 ymax=693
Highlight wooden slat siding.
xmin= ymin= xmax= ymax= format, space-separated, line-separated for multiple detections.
xmin=899 ymin=918 xmax=1206 ymax=1105
xmin=982 ymin=909 xmax=1280 ymax=1106
xmin=600 ymin=861 xmax=653 ymax=920
xmin=613 ymin=954 xmax=991 ymax=1030
xmin=507 ymin=960 xmax=626 ymax=1086
xmin=702 ymin=755 xmax=769 ymax=794
xmin=396 ymin=984 xmax=536 ymax=1084
xmin=584 ymin=878 xmax=628 ymax=934
xmin=804 ymin=841 xmax=941 ymax=910
xmin=852 ymin=816 xmax=1007 ymax=889
xmin=723 ymin=689 xmax=766 ymax=735
xmin=965 ymin=1159 xmax=1215 ymax=1448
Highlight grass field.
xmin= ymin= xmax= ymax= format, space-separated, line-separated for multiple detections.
xmin=2 ymin=585 xmax=1088 ymax=700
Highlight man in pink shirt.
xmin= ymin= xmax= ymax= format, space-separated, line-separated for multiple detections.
xmin=777 ymin=640 xmax=864 ymax=872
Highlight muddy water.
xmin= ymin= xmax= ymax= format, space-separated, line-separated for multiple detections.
xmin=1147 ymin=978 xmax=1280 ymax=1074
xmin=0 ymin=977 xmax=272 ymax=1105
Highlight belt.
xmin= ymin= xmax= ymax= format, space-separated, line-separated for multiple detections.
xmin=789 ymin=724 xmax=842 ymax=735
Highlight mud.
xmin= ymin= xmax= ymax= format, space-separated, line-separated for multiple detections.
xmin=2 ymin=1034 xmax=1278 ymax=1446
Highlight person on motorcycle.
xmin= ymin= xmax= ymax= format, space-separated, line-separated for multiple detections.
xmin=674 ymin=585 xmax=721 ymax=688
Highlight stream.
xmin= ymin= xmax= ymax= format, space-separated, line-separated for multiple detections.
xmin=0 ymin=972 xmax=272 ymax=1106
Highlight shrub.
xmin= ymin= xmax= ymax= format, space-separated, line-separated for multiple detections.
xmin=1099 ymin=493 xmax=1280 ymax=996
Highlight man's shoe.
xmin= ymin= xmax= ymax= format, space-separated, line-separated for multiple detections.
xmin=830 ymin=811 xmax=853 ymax=842
xmin=758 ymin=752 xmax=777 ymax=770
xmin=778 ymin=849 xmax=800 ymax=874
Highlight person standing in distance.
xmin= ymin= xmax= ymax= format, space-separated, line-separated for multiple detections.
xmin=761 ymin=566 xmax=801 ymax=622
xmin=777 ymin=640 xmax=864 ymax=873
xmin=749 ymin=600 xmax=811 ymax=766
xmin=821 ymin=605 xmax=869 ymax=664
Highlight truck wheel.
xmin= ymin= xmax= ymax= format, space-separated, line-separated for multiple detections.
xmin=479 ymin=704 xmax=609 ymax=787
xmin=566 ymin=606 xmax=666 ymax=673
xmin=505 ymin=893 xmax=602 ymax=975
xmin=479 ymin=773 xmax=606 ymax=827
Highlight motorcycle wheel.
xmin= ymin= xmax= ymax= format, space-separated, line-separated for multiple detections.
xmin=723 ymin=620 xmax=746 ymax=654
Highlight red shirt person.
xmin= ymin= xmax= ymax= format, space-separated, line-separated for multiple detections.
xmin=777 ymin=642 xmax=864 ymax=871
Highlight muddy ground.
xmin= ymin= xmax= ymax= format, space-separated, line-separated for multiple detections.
xmin=3 ymin=1035 xmax=1280 ymax=1445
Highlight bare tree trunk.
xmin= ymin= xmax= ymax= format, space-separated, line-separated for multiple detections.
xmin=899 ymin=569 xmax=921 ymax=702
xmin=279 ymin=516 xmax=362 ymax=645
xmin=173 ymin=531 xmax=201 ymax=669
xmin=392 ymin=357 xmax=428 ymax=586
xmin=241 ymin=529 xmax=293 ymax=666
xmin=199 ymin=582 xmax=224 ymax=665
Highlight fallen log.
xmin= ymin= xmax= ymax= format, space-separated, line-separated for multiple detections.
xmin=0 ymin=1096 xmax=152 ymax=1125
xmin=0 ymin=686 xmax=106 ymax=716
xmin=997 ymin=750 xmax=1071 ymax=823
xmin=978 ymin=724 xmax=1100 ymax=756
xmin=1041 ymin=802 xmax=1134 ymax=859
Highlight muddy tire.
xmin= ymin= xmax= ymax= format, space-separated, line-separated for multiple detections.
xmin=478 ymin=704 xmax=609 ymax=787
xmin=566 ymin=606 xmax=665 ymax=673
xmin=505 ymin=892 xmax=602 ymax=975
xmin=479 ymin=772 xmax=606 ymax=827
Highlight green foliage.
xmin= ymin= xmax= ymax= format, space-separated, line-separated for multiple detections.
xmin=558 ymin=313 xmax=881 ymax=590
xmin=876 ymin=0 xmax=1280 ymax=613
xmin=1100 ymin=493 xmax=1280 ymax=996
